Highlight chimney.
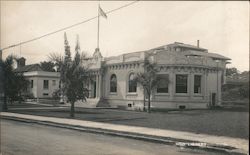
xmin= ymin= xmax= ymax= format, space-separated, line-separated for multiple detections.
xmin=17 ymin=57 xmax=26 ymax=68
xmin=197 ymin=40 xmax=200 ymax=48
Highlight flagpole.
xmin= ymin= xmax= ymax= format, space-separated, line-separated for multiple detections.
xmin=97 ymin=3 xmax=100 ymax=50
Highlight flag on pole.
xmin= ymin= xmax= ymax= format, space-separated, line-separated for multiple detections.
xmin=99 ymin=6 xmax=107 ymax=19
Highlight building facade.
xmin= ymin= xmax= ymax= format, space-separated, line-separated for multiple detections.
xmin=23 ymin=71 xmax=60 ymax=99
xmin=81 ymin=42 xmax=230 ymax=110
xmin=14 ymin=58 xmax=60 ymax=99
xmin=15 ymin=41 xmax=230 ymax=110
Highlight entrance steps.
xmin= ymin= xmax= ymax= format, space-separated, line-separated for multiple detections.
xmin=96 ymin=98 xmax=110 ymax=107
xmin=74 ymin=98 xmax=110 ymax=108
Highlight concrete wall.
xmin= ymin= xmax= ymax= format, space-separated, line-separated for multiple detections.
xmin=150 ymin=68 xmax=208 ymax=109
xmin=35 ymin=77 xmax=60 ymax=98
xmin=207 ymin=70 xmax=223 ymax=105
xmin=102 ymin=60 xmax=224 ymax=109
xmin=71 ymin=42 xmax=229 ymax=110
xmin=103 ymin=62 xmax=145 ymax=109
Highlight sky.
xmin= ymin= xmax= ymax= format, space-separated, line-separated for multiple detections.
xmin=1 ymin=1 xmax=249 ymax=72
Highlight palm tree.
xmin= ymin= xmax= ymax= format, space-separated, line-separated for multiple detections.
xmin=48 ymin=52 xmax=64 ymax=103
xmin=49 ymin=33 xmax=89 ymax=117
xmin=135 ymin=58 xmax=163 ymax=113
xmin=64 ymin=50 xmax=89 ymax=117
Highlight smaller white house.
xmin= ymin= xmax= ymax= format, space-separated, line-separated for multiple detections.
xmin=23 ymin=71 xmax=60 ymax=98
xmin=14 ymin=57 xmax=60 ymax=99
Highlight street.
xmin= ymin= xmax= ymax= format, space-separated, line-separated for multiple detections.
xmin=1 ymin=119 xmax=226 ymax=155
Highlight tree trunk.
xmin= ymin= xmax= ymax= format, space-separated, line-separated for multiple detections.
xmin=70 ymin=102 xmax=75 ymax=118
xmin=18 ymin=92 xmax=22 ymax=104
xmin=148 ymin=92 xmax=151 ymax=113
xmin=3 ymin=94 xmax=8 ymax=111
xmin=143 ymin=89 xmax=146 ymax=112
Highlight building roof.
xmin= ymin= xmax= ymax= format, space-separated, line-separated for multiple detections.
xmin=174 ymin=42 xmax=207 ymax=51
xmin=14 ymin=64 xmax=43 ymax=73
xmin=23 ymin=71 xmax=60 ymax=78
xmin=151 ymin=42 xmax=207 ymax=51
xmin=185 ymin=50 xmax=231 ymax=60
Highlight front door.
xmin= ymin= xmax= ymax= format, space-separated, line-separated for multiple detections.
xmin=89 ymin=80 xmax=97 ymax=98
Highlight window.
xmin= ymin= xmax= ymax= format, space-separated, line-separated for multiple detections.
xmin=176 ymin=47 xmax=181 ymax=52
xmin=157 ymin=75 xmax=169 ymax=93
xmin=110 ymin=74 xmax=117 ymax=92
xmin=52 ymin=80 xmax=56 ymax=86
xmin=176 ymin=74 xmax=188 ymax=93
xmin=128 ymin=73 xmax=137 ymax=92
xmin=43 ymin=80 xmax=49 ymax=89
xmin=30 ymin=80 xmax=33 ymax=88
xmin=194 ymin=75 xmax=202 ymax=94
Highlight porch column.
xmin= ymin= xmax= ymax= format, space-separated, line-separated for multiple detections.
xmin=96 ymin=74 xmax=99 ymax=98
xmin=98 ymin=74 xmax=102 ymax=98
xmin=189 ymin=73 xmax=194 ymax=99
xmin=204 ymin=70 xmax=208 ymax=100
xmin=169 ymin=68 xmax=174 ymax=100
xmin=218 ymin=70 xmax=222 ymax=105
xmin=88 ymin=78 xmax=92 ymax=98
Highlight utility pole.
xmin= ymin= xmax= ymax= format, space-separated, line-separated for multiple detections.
xmin=97 ymin=3 xmax=100 ymax=51
xmin=0 ymin=49 xmax=2 ymax=60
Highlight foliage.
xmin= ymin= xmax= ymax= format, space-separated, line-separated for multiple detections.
xmin=223 ymin=67 xmax=249 ymax=102
xmin=8 ymin=73 xmax=29 ymax=103
xmin=22 ymin=92 xmax=34 ymax=100
xmin=135 ymin=57 xmax=163 ymax=113
xmin=226 ymin=67 xmax=239 ymax=77
xmin=0 ymin=55 xmax=29 ymax=110
xmin=239 ymin=83 xmax=249 ymax=98
xmin=48 ymin=53 xmax=64 ymax=72
xmin=63 ymin=50 xmax=88 ymax=103
xmin=49 ymin=33 xmax=89 ymax=117
xmin=40 ymin=61 xmax=56 ymax=72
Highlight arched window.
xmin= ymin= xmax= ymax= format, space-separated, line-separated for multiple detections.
xmin=128 ymin=73 xmax=137 ymax=92
xmin=110 ymin=74 xmax=117 ymax=92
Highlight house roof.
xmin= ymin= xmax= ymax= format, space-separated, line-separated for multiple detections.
xmin=174 ymin=42 xmax=207 ymax=51
xmin=14 ymin=64 xmax=43 ymax=73
xmin=152 ymin=42 xmax=207 ymax=51
xmin=185 ymin=50 xmax=231 ymax=60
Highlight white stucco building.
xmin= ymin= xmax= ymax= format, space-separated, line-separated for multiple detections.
xmin=81 ymin=41 xmax=230 ymax=110
xmin=16 ymin=41 xmax=230 ymax=110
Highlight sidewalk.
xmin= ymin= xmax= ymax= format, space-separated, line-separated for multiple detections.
xmin=1 ymin=112 xmax=248 ymax=155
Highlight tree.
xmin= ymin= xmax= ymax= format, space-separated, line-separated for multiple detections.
xmin=226 ymin=67 xmax=239 ymax=77
xmin=0 ymin=55 xmax=29 ymax=111
xmin=135 ymin=57 xmax=162 ymax=113
xmin=8 ymin=73 xmax=29 ymax=104
xmin=40 ymin=61 xmax=56 ymax=72
xmin=239 ymin=83 xmax=249 ymax=98
xmin=48 ymin=52 xmax=64 ymax=103
xmin=49 ymin=33 xmax=88 ymax=117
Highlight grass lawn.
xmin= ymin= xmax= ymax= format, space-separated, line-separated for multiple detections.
xmin=7 ymin=102 xmax=52 ymax=108
xmin=7 ymin=105 xmax=249 ymax=139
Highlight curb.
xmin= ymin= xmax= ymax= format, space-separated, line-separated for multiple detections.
xmin=1 ymin=115 xmax=248 ymax=155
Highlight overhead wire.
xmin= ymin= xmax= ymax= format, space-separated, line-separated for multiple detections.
xmin=0 ymin=0 xmax=139 ymax=51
